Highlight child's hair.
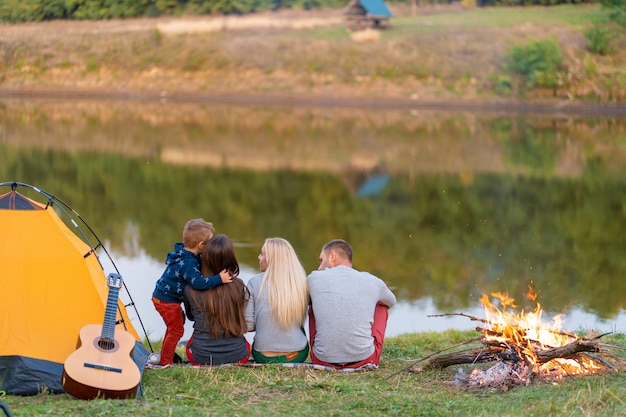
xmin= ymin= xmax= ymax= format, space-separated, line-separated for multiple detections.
xmin=182 ymin=219 xmax=215 ymax=248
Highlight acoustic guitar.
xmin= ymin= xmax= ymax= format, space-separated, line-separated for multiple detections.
xmin=62 ymin=273 xmax=141 ymax=400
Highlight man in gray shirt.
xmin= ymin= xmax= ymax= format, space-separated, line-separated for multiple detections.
xmin=307 ymin=239 xmax=396 ymax=369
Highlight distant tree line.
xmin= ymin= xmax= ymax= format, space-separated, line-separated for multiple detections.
xmin=0 ymin=0 xmax=338 ymax=22
xmin=0 ymin=0 xmax=603 ymax=23
xmin=475 ymin=0 xmax=593 ymax=6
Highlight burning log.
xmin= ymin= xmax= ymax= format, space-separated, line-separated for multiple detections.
xmin=404 ymin=289 xmax=626 ymax=391
xmin=407 ymin=331 xmax=625 ymax=391
xmin=411 ymin=336 xmax=604 ymax=372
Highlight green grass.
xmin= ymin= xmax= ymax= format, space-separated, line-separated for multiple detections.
xmin=391 ymin=4 xmax=607 ymax=30
xmin=2 ymin=330 xmax=626 ymax=416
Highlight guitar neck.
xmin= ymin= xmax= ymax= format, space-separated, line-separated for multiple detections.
xmin=101 ymin=274 xmax=122 ymax=342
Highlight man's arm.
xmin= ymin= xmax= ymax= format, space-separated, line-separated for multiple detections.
xmin=378 ymin=283 xmax=397 ymax=308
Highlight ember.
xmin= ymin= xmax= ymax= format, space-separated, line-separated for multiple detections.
xmin=405 ymin=287 xmax=626 ymax=391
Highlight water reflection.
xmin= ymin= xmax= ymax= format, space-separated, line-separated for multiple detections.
xmin=2 ymin=98 xmax=626 ymax=340
xmin=103 ymin=249 xmax=626 ymax=341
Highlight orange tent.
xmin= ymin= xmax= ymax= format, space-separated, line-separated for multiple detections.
xmin=0 ymin=185 xmax=147 ymax=395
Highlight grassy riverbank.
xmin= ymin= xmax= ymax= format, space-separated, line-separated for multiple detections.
xmin=2 ymin=330 xmax=626 ymax=416
xmin=1 ymin=4 xmax=625 ymax=104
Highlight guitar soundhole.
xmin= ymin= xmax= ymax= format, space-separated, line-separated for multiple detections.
xmin=98 ymin=338 xmax=116 ymax=350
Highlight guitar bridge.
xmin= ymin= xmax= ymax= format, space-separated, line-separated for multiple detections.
xmin=83 ymin=363 xmax=123 ymax=373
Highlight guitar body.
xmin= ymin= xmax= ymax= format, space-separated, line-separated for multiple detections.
xmin=62 ymin=324 xmax=140 ymax=399
xmin=62 ymin=273 xmax=141 ymax=400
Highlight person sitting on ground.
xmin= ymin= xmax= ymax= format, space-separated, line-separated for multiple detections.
xmin=307 ymin=239 xmax=396 ymax=369
xmin=183 ymin=234 xmax=250 ymax=366
xmin=151 ymin=219 xmax=231 ymax=366
xmin=244 ymin=237 xmax=309 ymax=363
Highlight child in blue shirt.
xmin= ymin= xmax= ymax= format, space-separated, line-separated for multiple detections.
xmin=152 ymin=219 xmax=231 ymax=366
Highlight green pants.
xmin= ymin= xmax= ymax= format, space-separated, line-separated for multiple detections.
xmin=251 ymin=344 xmax=309 ymax=363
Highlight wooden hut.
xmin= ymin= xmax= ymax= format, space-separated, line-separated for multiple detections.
xmin=343 ymin=0 xmax=393 ymax=31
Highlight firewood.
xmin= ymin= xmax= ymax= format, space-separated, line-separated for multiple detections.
xmin=428 ymin=313 xmax=490 ymax=325
xmin=410 ymin=347 xmax=505 ymax=372
xmin=409 ymin=338 xmax=605 ymax=372
xmin=407 ymin=310 xmax=626 ymax=391
xmin=534 ymin=338 xmax=601 ymax=364
xmin=386 ymin=336 xmax=483 ymax=379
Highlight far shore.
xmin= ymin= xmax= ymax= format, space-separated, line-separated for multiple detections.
xmin=3 ymin=87 xmax=626 ymax=117
xmin=2 ymin=5 xmax=626 ymax=108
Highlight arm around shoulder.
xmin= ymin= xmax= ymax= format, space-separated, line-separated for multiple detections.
xmin=219 ymin=269 xmax=233 ymax=284
xmin=180 ymin=257 xmax=223 ymax=290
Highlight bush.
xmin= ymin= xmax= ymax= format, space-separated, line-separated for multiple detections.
xmin=584 ymin=23 xmax=617 ymax=55
xmin=493 ymin=74 xmax=513 ymax=96
xmin=600 ymin=0 xmax=626 ymax=29
xmin=0 ymin=0 xmax=59 ymax=22
xmin=503 ymin=37 xmax=564 ymax=89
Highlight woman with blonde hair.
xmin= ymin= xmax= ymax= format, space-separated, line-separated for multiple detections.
xmin=183 ymin=234 xmax=250 ymax=366
xmin=244 ymin=237 xmax=309 ymax=363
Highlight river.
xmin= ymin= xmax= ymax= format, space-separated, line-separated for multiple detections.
xmin=2 ymin=96 xmax=626 ymax=343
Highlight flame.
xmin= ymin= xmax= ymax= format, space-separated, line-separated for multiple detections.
xmin=479 ymin=288 xmax=599 ymax=377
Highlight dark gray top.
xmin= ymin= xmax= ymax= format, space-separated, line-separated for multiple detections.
xmin=183 ymin=285 xmax=249 ymax=365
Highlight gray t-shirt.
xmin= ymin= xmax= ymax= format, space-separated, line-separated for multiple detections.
xmin=244 ymin=272 xmax=308 ymax=352
xmin=307 ymin=265 xmax=396 ymax=363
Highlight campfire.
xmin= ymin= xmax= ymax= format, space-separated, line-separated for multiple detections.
xmin=406 ymin=287 xmax=626 ymax=391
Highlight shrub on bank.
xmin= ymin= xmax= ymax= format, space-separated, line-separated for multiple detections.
xmin=503 ymin=37 xmax=564 ymax=95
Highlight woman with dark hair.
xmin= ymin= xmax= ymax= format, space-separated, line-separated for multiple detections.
xmin=183 ymin=234 xmax=250 ymax=366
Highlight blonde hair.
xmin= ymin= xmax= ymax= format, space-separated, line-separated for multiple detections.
xmin=258 ymin=238 xmax=309 ymax=330
xmin=182 ymin=219 xmax=215 ymax=248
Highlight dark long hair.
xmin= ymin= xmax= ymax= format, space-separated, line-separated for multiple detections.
xmin=193 ymin=234 xmax=247 ymax=338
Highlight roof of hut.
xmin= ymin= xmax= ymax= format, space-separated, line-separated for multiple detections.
xmin=344 ymin=0 xmax=393 ymax=18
